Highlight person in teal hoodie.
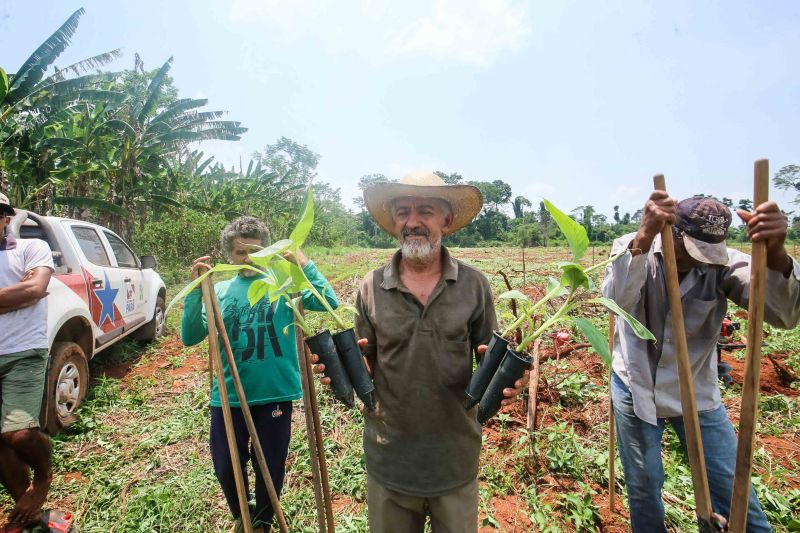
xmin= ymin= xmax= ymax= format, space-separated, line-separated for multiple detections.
xmin=181 ymin=216 xmax=338 ymax=533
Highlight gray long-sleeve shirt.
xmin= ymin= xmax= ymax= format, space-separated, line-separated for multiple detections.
xmin=602 ymin=232 xmax=800 ymax=425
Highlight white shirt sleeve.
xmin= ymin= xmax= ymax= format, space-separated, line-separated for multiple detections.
xmin=23 ymin=239 xmax=55 ymax=272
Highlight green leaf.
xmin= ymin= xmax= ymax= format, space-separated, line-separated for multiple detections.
xmin=289 ymin=186 xmax=314 ymax=250
xmin=545 ymin=276 xmax=569 ymax=297
xmin=247 ymin=279 xmax=270 ymax=308
xmin=247 ymin=239 xmax=293 ymax=268
xmin=54 ymin=196 xmax=128 ymax=216
xmin=165 ymin=263 xmax=264 ymax=316
xmin=573 ymin=317 xmax=611 ymax=367
xmin=544 ymin=199 xmax=589 ymax=262
xmin=592 ymin=297 xmax=655 ymax=341
xmin=559 ymin=262 xmax=589 ymax=290
xmin=270 ymin=259 xmax=311 ymax=293
xmin=0 ymin=67 xmax=8 ymax=104
xmin=498 ymin=290 xmax=531 ymax=303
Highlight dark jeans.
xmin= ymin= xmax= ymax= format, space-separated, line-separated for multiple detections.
xmin=210 ymin=402 xmax=292 ymax=527
xmin=611 ymin=372 xmax=771 ymax=532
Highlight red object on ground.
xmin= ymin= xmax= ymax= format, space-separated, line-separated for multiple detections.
xmin=549 ymin=329 xmax=572 ymax=351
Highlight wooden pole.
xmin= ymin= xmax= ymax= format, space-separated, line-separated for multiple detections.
xmin=302 ymin=342 xmax=336 ymax=532
xmin=526 ymin=339 xmax=542 ymax=432
xmin=207 ymin=292 xmax=290 ymax=533
xmin=653 ymin=175 xmax=724 ymax=531
xmin=728 ymin=159 xmax=769 ymax=532
xmin=608 ymin=314 xmax=616 ymax=514
xmin=200 ymin=279 xmax=253 ymax=533
xmin=295 ymin=304 xmax=328 ymax=533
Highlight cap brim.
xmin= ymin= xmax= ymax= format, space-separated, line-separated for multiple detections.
xmin=682 ymin=234 xmax=729 ymax=265
xmin=364 ymin=183 xmax=483 ymax=237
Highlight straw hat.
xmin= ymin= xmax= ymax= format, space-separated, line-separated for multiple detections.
xmin=364 ymin=171 xmax=483 ymax=236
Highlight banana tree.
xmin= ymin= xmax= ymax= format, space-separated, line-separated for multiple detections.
xmin=466 ymin=199 xmax=655 ymax=424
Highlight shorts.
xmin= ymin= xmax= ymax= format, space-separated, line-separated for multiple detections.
xmin=0 ymin=348 xmax=49 ymax=433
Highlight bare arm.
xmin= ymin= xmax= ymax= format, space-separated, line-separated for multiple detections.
xmin=0 ymin=267 xmax=51 ymax=312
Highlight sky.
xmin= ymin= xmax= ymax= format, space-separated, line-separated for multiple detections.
xmin=1 ymin=0 xmax=799 ymax=218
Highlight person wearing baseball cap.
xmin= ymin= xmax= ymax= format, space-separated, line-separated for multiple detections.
xmin=310 ymin=171 xmax=528 ymax=532
xmin=0 ymin=193 xmax=15 ymax=217
xmin=602 ymin=191 xmax=799 ymax=532
xmin=0 ymin=193 xmax=56 ymax=530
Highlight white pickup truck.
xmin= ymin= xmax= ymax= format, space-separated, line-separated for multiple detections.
xmin=8 ymin=210 xmax=167 ymax=434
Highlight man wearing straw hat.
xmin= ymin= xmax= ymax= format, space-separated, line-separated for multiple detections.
xmin=312 ymin=171 xmax=527 ymax=532
xmin=602 ymin=192 xmax=800 ymax=532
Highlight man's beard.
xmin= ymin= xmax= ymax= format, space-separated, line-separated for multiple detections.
xmin=400 ymin=229 xmax=440 ymax=261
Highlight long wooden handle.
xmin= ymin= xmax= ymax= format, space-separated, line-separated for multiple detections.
xmin=296 ymin=303 xmax=336 ymax=532
xmin=729 ymin=159 xmax=769 ymax=532
xmin=208 ymin=291 xmax=289 ymax=533
xmin=608 ymin=314 xmax=616 ymax=514
xmin=295 ymin=303 xmax=328 ymax=533
xmin=653 ymin=175 xmax=718 ymax=528
xmin=201 ymin=279 xmax=253 ymax=533
xmin=302 ymin=342 xmax=336 ymax=532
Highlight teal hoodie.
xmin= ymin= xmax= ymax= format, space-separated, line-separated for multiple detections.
xmin=181 ymin=261 xmax=338 ymax=407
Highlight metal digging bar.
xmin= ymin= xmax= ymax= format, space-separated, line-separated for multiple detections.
xmin=728 ymin=160 xmax=769 ymax=532
xmin=200 ymin=279 xmax=253 ymax=533
xmin=206 ymin=283 xmax=290 ymax=533
xmin=653 ymin=175 xmax=726 ymax=532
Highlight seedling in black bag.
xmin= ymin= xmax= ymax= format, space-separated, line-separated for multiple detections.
xmin=465 ymin=200 xmax=656 ymax=424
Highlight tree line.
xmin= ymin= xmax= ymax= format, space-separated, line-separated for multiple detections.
xmin=2 ymin=9 xmax=798 ymax=274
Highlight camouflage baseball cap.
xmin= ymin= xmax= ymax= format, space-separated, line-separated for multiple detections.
xmin=0 ymin=193 xmax=14 ymax=216
xmin=675 ymin=196 xmax=732 ymax=265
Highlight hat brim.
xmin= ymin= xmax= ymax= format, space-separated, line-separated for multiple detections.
xmin=364 ymin=183 xmax=483 ymax=237
xmin=682 ymin=234 xmax=729 ymax=265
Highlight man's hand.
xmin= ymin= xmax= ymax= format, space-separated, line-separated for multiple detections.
xmin=310 ymin=338 xmax=372 ymax=385
xmin=631 ymin=191 xmax=677 ymax=255
xmin=282 ymin=248 xmax=309 ymax=268
xmin=737 ymin=201 xmax=793 ymax=276
xmin=190 ymin=255 xmax=212 ymax=280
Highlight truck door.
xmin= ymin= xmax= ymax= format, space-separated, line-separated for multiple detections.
xmin=101 ymin=230 xmax=146 ymax=331
xmin=67 ymin=225 xmax=126 ymax=344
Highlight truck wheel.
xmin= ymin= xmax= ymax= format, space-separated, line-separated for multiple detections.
xmin=41 ymin=341 xmax=89 ymax=435
xmin=134 ymin=296 xmax=166 ymax=342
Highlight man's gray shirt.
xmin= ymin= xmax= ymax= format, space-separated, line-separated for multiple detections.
xmin=602 ymin=232 xmax=800 ymax=425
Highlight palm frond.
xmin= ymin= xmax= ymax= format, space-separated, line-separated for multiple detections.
xmin=48 ymin=49 xmax=123 ymax=81
xmin=54 ymin=195 xmax=129 ymax=216
xmin=150 ymin=194 xmax=185 ymax=209
xmin=138 ymin=57 xmax=173 ymax=122
xmin=7 ymin=8 xmax=85 ymax=100
xmin=151 ymin=98 xmax=208 ymax=125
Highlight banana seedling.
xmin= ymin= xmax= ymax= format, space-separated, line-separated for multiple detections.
xmin=245 ymin=187 xmax=375 ymax=411
xmin=465 ymin=199 xmax=656 ymax=424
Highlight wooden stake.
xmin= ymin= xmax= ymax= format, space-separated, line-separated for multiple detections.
xmin=608 ymin=314 xmax=616 ymax=514
xmin=302 ymin=342 xmax=336 ymax=532
xmin=207 ymin=291 xmax=290 ymax=533
xmin=295 ymin=305 xmax=328 ymax=533
xmin=200 ymin=279 xmax=253 ymax=533
xmin=653 ymin=175 xmax=724 ymax=531
xmin=526 ymin=339 xmax=542 ymax=432
xmin=729 ymin=159 xmax=769 ymax=532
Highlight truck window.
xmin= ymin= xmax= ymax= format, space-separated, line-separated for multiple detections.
xmin=71 ymin=227 xmax=111 ymax=267
xmin=104 ymin=231 xmax=139 ymax=268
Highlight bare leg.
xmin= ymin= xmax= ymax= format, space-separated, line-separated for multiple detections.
xmin=1 ymin=429 xmax=52 ymax=526
xmin=0 ymin=437 xmax=29 ymax=501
